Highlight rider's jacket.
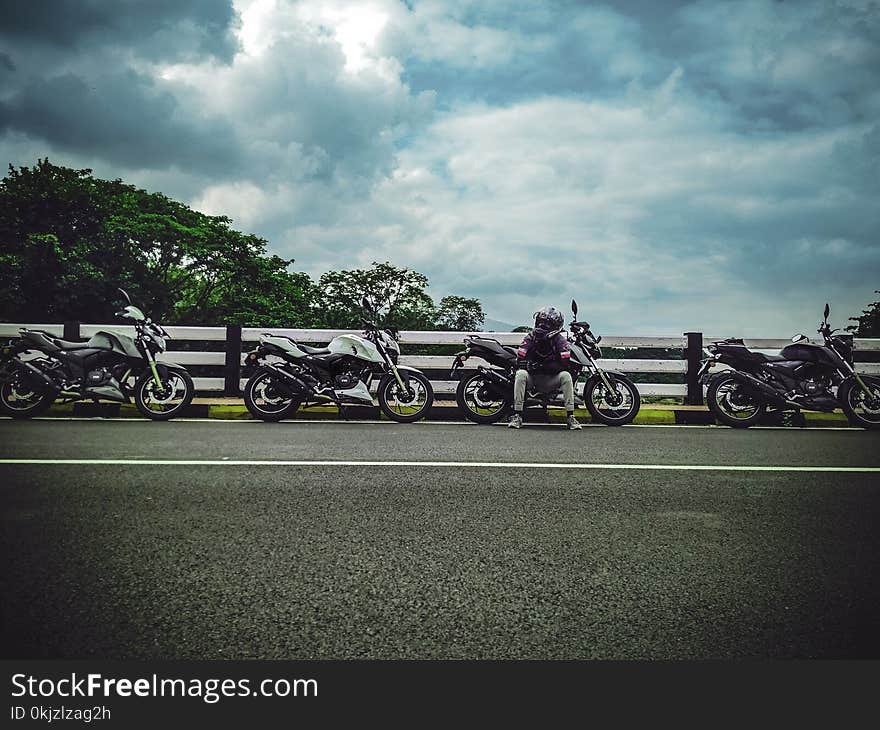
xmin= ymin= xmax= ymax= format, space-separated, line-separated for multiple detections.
xmin=516 ymin=329 xmax=571 ymax=375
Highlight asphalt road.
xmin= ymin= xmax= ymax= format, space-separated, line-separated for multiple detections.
xmin=1 ymin=419 xmax=878 ymax=659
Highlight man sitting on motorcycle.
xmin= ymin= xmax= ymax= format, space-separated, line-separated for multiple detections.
xmin=508 ymin=306 xmax=582 ymax=430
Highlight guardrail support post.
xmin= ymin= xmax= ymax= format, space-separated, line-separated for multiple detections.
xmin=684 ymin=331 xmax=703 ymax=406
xmin=63 ymin=321 xmax=81 ymax=341
xmin=224 ymin=324 xmax=242 ymax=397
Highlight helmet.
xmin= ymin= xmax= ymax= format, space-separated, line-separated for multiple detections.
xmin=533 ymin=306 xmax=563 ymax=332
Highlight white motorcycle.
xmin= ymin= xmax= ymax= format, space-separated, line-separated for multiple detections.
xmin=242 ymin=298 xmax=434 ymax=422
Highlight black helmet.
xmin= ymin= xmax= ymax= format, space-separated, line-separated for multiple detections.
xmin=534 ymin=306 xmax=563 ymax=332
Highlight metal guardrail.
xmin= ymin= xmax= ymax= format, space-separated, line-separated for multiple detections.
xmin=2 ymin=323 xmax=878 ymax=404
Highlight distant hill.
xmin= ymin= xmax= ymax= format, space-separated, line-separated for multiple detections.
xmin=481 ymin=317 xmax=519 ymax=332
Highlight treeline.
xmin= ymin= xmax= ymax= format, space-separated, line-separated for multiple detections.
xmin=0 ymin=160 xmax=484 ymax=330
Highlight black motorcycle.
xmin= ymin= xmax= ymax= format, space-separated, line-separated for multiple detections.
xmin=699 ymin=303 xmax=880 ymax=429
xmin=450 ymin=299 xmax=640 ymax=425
xmin=0 ymin=289 xmax=195 ymax=420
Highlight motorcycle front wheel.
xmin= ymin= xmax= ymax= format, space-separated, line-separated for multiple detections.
xmin=706 ymin=373 xmax=766 ymax=428
xmin=377 ymin=370 xmax=433 ymax=422
xmin=455 ymin=371 xmax=511 ymax=424
xmin=839 ymin=375 xmax=880 ymax=430
xmin=134 ymin=369 xmax=195 ymax=420
xmin=583 ymin=373 xmax=641 ymax=426
xmin=243 ymin=368 xmax=302 ymax=422
xmin=0 ymin=376 xmax=55 ymax=419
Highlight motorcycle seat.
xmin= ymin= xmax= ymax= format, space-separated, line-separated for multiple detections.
xmin=52 ymin=338 xmax=91 ymax=350
xmin=757 ymin=353 xmax=786 ymax=362
xmin=299 ymin=344 xmax=330 ymax=355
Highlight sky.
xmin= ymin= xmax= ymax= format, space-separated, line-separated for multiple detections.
xmin=1 ymin=0 xmax=878 ymax=336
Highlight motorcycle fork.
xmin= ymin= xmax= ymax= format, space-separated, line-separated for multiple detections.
xmin=589 ymin=357 xmax=614 ymax=392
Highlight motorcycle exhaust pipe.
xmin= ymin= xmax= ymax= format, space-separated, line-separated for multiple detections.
xmin=264 ymin=364 xmax=313 ymax=397
xmin=9 ymin=359 xmax=60 ymax=394
xmin=728 ymin=370 xmax=787 ymax=409
xmin=479 ymin=368 xmax=512 ymax=399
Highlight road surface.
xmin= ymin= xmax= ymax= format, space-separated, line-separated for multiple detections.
xmin=2 ymin=419 xmax=878 ymax=659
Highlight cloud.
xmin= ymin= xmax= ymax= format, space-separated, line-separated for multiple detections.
xmin=1 ymin=0 xmax=878 ymax=336
xmin=0 ymin=0 xmax=240 ymax=63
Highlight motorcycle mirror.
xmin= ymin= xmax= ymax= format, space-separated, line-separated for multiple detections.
xmin=823 ymin=302 xmax=830 ymax=321
xmin=118 ymin=288 xmax=132 ymax=305
xmin=571 ymin=299 xmax=578 ymax=317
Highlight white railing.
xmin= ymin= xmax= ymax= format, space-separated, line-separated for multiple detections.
xmin=2 ymin=324 xmax=878 ymax=398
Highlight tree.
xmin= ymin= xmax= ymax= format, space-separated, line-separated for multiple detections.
xmin=317 ymin=261 xmax=436 ymax=329
xmin=435 ymin=295 xmax=484 ymax=331
xmin=0 ymin=159 xmax=316 ymax=326
xmin=848 ymin=291 xmax=880 ymax=337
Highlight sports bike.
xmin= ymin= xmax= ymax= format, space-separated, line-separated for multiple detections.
xmin=0 ymin=289 xmax=194 ymax=420
xmin=450 ymin=299 xmax=641 ymax=425
xmin=699 ymin=303 xmax=880 ymax=429
xmin=242 ymin=298 xmax=434 ymax=422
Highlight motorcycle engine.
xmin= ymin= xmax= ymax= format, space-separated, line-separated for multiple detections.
xmin=801 ymin=378 xmax=826 ymax=396
xmin=334 ymin=373 xmax=359 ymax=390
xmin=86 ymin=368 xmax=113 ymax=387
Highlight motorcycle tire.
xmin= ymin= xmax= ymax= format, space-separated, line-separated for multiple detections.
xmin=0 ymin=376 xmax=55 ymax=419
xmin=243 ymin=367 xmax=302 ymax=422
xmin=583 ymin=373 xmax=640 ymax=426
xmin=455 ymin=371 xmax=512 ymax=424
xmin=134 ymin=369 xmax=195 ymax=421
xmin=838 ymin=375 xmax=880 ymax=430
xmin=377 ymin=370 xmax=433 ymax=423
xmin=706 ymin=373 xmax=766 ymax=428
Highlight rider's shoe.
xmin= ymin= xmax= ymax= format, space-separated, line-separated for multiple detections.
xmin=567 ymin=415 xmax=582 ymax=430
xmin=508 ymin=413 xmax=523 ymax=429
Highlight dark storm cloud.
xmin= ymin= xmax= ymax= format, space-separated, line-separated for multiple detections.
xmin=0 ymin=0 xmax=239 ymax=63
xmin=0 ymin=69 xmax=240 ymax=174
xmin=0 ymin=0 xmax=243 ymax=175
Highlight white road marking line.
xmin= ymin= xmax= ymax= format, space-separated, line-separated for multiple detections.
xmin=0 ymin=459 xmax=877 ymax=472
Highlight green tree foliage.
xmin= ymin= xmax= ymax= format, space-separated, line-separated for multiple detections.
xmin=0 ymin=159 xmax=315 ymax=325
xmin=847 ymin=291 xmax=880 ymax=337
xmin=0 ymin=160 xmax=487 ymax=331
xmin=435 ymin=295 xmax=484 ymax=331
xmin=317 ymin=261 xmax=437 ymax=330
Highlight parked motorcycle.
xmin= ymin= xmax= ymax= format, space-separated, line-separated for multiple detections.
xmin=0 ymin=289 xmax=194 ymax=420
xmin=699 ymin=303 xmax=880 ymax=429
xmin=450 ymin=299 xmax=641 ymax=425
xmin=242 ymin=297 xmax=434 ymax=422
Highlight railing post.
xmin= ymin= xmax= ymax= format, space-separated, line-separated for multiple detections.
xmin=684 ymin=331 xmax=704 ymax=406
xmin=224 ymin=324 xmax=242 ymax=397
xmin=63 ymin=321 xmax=81 ymax=341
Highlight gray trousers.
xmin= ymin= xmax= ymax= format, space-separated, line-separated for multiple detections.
xmin=514 ymin=369 xmax=575 ymax=412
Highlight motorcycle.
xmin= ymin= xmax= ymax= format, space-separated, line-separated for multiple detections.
xmin=698 ymin=303 xmax=880 ymax=429
xmin=0 ymin=288 xmax=195 ymax=420
xmin=241 ymin=297 xmax=434 ymax=422
xmin=450 ymin=299 xmax=641 ymax=425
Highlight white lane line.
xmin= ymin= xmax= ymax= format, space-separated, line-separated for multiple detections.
xmin=0 ymin=459 xmax=877 ymax=472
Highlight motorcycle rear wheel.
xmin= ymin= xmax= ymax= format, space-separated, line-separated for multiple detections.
xmin=455 ymin=372 xmax=511 ymax=424
xmin=0 ymin=378 xmax=55 ymax=419
xmin=243 ymin=368 xmax=302 ymax=422
xmin=707 ymin=373 xmax=766 ymax=428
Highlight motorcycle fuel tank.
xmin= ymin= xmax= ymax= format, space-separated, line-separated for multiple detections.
xmin=328 ymin=334 xmax=383 ymax=363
